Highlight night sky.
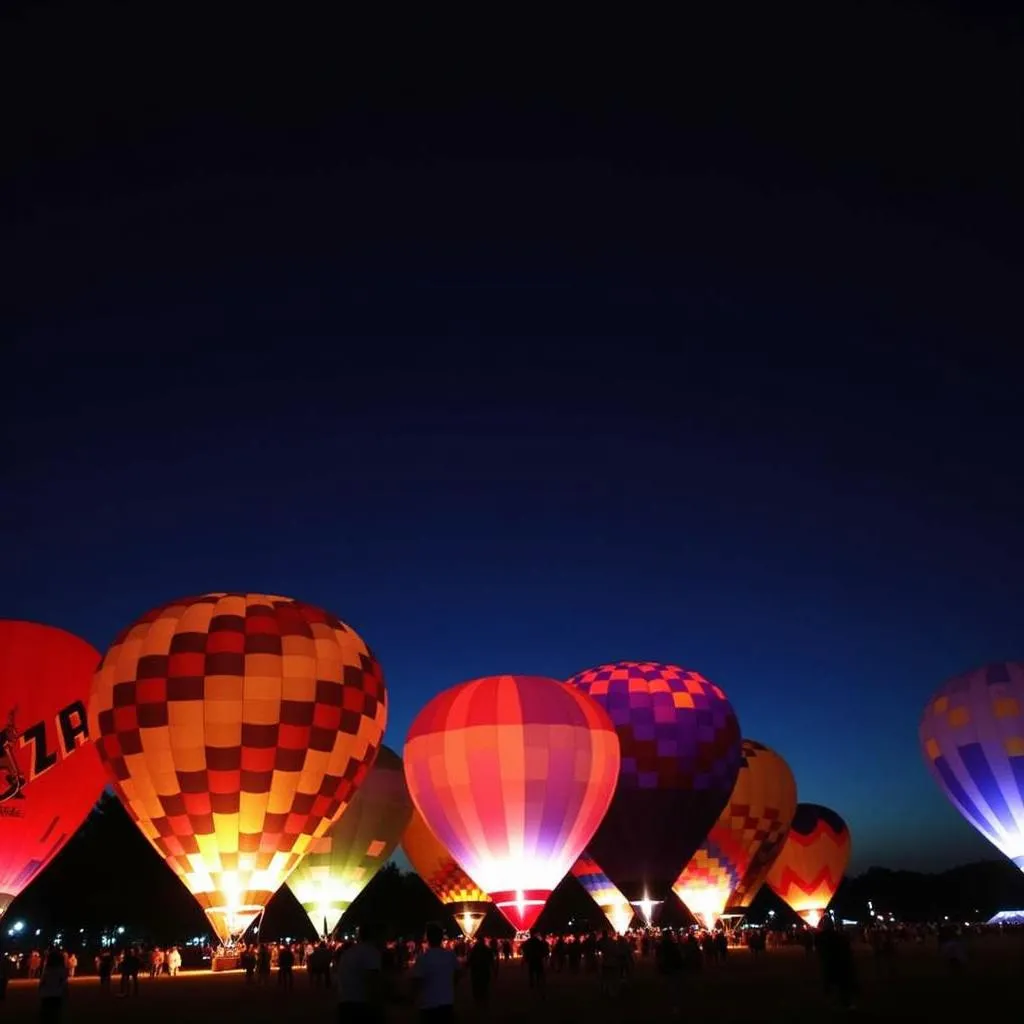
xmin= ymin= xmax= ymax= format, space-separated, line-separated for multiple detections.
xmin=3 ymin=3 xmax=1021 ymax=873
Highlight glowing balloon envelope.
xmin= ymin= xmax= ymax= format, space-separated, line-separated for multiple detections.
xmin=571 ymin=851 xmax=635 ymax=935
xmin=564 ymin=661 xmax=742 ymax=912
xmin=0 ymin=621 xmax=108 ymax=919
xmin=88 ymin=593 xmax=387 ymax=943
xmin=402 ymin=805 xmax=492 ymax=939
xmin=920 ymin=661 xmax=1024 ymax=871
xmin=672 ymin=738 xmax=797 ymax=928
xmin=765 ymin=802 xmax=850 ymax=926
xmin=404 ymin=674 xmax=620 ymax=933
xmin=287 ymin=745 xmax=413 ymax=937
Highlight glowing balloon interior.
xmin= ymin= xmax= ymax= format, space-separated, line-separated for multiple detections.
xmin=401 ymin=805 xmax=491 ymax=938
xmin=564 ymin=661 xmax=742 ymax=903
xmin=287 ymin=745 xmax=413 ymax=937
xmin=920 ymin=661 xmax=1024 ymax=871
xmin=0 ymin=621 xmax=108 ymax=919
xmin=88 ymin=593 xmax=387 ymax=943
xmin=404 ymin=674 xmax=620 ymax=932
xmin=766 ymin=802 xmax=850 ymax=926
xmin=571 ymin=852 xmax=634 ymax=935
xmin=673 ymin=738 xmax=797 ymax=927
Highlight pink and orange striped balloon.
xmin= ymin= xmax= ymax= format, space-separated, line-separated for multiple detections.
xmin=404 ymin=675 xmax=620 ymax=932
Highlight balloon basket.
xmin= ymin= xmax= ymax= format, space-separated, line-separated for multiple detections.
xmin=629 ymin=898 xmax=664 ymax=929
xmin=451 ymin=904 xmax=489 ymax=940
xmin=205 ymin=905 xmax=264 ymax=946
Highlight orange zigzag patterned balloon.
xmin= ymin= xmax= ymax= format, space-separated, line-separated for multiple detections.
xmin=765 ymin=802 xmax=850 ymax=927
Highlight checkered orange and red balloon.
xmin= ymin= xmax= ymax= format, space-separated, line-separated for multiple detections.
xmin=88 ymin=593 xmax=387 ymax=943
xmin=672 ymin=738 xmax=797 ymax=927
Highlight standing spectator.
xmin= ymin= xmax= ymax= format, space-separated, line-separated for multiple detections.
xmin=39 ymin=949 xmax=69 ymax=1024
xmin=411 ymin=923 xmax=460 ymax=1023
xmin=333 ymin=923 xmax=384 ymax=1023
xmin=277 ymin=943 xmax=295 ymax=990
xmin=466 ymin=936 xmax=496 ymax=1009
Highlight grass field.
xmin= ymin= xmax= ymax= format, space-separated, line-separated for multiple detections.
xmin=4 ymin=935 xmax=1021 ymax=1023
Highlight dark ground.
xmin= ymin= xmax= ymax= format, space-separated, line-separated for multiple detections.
xmin=3 ymin=936 xmax=1021 ymax=1023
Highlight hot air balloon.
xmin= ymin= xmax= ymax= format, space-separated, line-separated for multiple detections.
xmin=766 ymin=803 xmax=850 ymax=926
xmin=672 ymin=739 xmax=797 ymax=929
xmin=565 ymin=661 xmax=742 ymax=922
xmin=287 ymin=745 xmax=412 ymax=937
xmin=0 ymin=621 xmax=108 ymax=920
xmin=88 ymin=593 xmax=387 ymax=944
xmin=404 ymin=674 xmax=620 ymax=933
xmin=571 ymin=852 xmax=634 ymax=935
xmin=920 ymin=661 xmax=1024 ymax=872
xmin=402 ymin=805 xmax=492 ymax=939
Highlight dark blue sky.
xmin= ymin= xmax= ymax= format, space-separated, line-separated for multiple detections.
xmin=2 ymin=2 xmax=1021 ymax=873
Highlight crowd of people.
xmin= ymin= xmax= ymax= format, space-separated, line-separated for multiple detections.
xmin=0 ymin=916 xmax=1009 ymax=1021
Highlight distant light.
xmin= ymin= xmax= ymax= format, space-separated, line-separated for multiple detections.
xmin=35 ymin=929 xmax=41 ymax=936
xmin=11 ymin=921 xmax=24 ymax=933
xmin=117 ymin=927 xmax=125 ymax=935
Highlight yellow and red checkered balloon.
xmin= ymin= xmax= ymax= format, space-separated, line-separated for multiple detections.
xmin=672 ymin=738 xmax=797 ymax=927
xmin=88 ymin=593 xmax=386 ymax=943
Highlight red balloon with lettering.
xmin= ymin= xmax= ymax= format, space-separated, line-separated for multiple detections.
xmin=0 ymin=621 xmax=107 ymax=919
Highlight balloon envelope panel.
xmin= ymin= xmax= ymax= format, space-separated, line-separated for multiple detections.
xmin=402 ymin=805 xmax=489 ymax=907
xmin=287 ymin=745 xmax=413 ymax=936
xmin=565 ymin=661 xmax=742 ymax=900
xmin=766 ymin=802 xmax=850 ymax=925
xmin=571 ymin=851 xmax=635 ymax=934
xmin=88 ymin=593 xmax=387 ymax=942
xmin=0 ymin=621 xmax=108 ymax=918
xmin=402 ymin=804 xmax=491 ymax=938
xmin=404 ymin=674 xmax=620 ymax=932
xmin=920 ymin=661 xmax=1024 ymax=870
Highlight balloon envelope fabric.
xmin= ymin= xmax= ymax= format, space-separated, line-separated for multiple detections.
xmin=766 ymin=802 xmax=850 ymax=926
xmin=88 ymin=593 xmax=387 ymax=943
xmin=571 ymin=851 xmax=635 ymax=935
xmin=0 ymin=621 xmax=108 ymax=919
xmin=920 ymin=661 xmax=1024 ymax=871
xmin=401 ymin=804 xmax=492 ymax=938
xmin=287 ymin=745 xmax=413 ymax=937
xmin=404 ymin=674 xmax=620 ymax=932
xmin=673 ymin=738 xmax=798 ymax=925
xmin=565 ymin=661 xmax=742 ymax=903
